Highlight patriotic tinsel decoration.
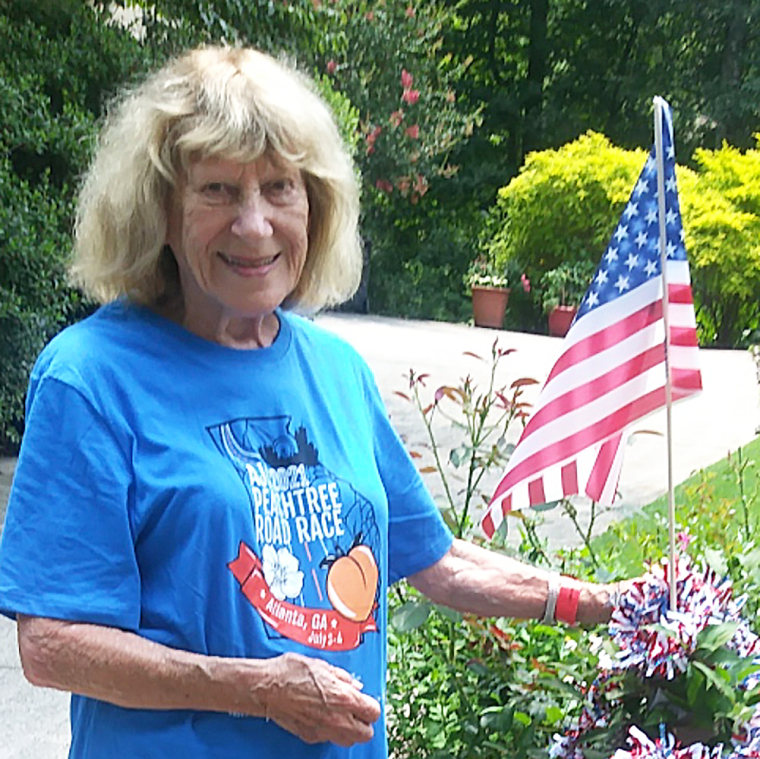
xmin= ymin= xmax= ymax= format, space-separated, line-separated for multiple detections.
xmin=550 ymin=558 xmax=760 ymax=759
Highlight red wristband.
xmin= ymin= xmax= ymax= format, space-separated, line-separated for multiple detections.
xmin=556 ymin=585 xmax=580 ymax=625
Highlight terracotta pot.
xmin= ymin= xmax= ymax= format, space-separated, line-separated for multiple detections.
xmin=547 ymin=304 xmax=577 ymax=337
xmin=472 ymin=286 xmax=510 ymax=329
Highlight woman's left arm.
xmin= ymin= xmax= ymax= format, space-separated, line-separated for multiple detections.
xmin=407 ymin=538 xmax=616 ymax=625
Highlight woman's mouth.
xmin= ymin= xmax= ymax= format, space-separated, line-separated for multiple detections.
xmin=218 ymin=252 xmax=279 ymax=274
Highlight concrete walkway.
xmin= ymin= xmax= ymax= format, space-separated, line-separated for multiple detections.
xmin=1 ymin=313 xmax=758 ymax=758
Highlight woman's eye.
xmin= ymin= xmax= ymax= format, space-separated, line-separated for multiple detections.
xmin=265 ymin=178 xmax=300 ymax=203
xmin=201 ymin=182 xmax=236 ymax=201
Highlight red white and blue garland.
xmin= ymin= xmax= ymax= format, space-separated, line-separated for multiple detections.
xmin=549 ymin=558 xmax=760 ymax=759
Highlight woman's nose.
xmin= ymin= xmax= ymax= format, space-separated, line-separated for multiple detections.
xmin=231 ymin=195 xmax=274 ymax=238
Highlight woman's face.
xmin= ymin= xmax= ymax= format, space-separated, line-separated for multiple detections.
xmin=166 ymin=154 xmax=310 ymax=330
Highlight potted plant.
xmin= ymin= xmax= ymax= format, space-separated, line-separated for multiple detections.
xmin=540 ymin=260 xmax=595 ymax=336
xmin=465 ymin=255 xmax=512 ymax=329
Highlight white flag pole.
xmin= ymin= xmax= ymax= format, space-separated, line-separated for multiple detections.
xmin=653 ymin=96 xmax=677 ymax=611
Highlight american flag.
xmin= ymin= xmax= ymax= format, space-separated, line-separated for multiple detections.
xmin=481 ymin=100 xmax=702 ymax=539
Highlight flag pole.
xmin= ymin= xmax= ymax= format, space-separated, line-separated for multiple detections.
xmin=653 ymin=96 xmax=677 ymax=611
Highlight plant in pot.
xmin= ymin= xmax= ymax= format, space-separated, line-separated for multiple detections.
xmin=465 ymin=255 xmax=512 ymax=329
xmin=540 ymin=260 xmax=595 ymax=337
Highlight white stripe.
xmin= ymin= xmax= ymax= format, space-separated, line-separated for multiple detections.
xmin=669 ymin=302 xmax=698 ymax=327
xmin=541 ymin=468 xmax=565 ymax=503
xmin=670 ymin=345 xmax=700 ymax=370
xmin=596 ymin=436 xmax=626 ymax=505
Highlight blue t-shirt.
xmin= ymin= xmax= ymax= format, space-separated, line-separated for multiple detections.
xmin=0 ymin=301 xmax=452 ymax=758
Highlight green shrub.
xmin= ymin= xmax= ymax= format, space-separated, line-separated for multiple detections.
xmin=485 ymin=132 xmax=645 ymax=280
xmin=685 ymin=142 xmax=760 ymax=345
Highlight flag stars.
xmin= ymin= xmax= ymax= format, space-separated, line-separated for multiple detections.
xmin=635 ymin=177 xmax=649 ymax=196
xmin=595 ymin=268 xmax=609 ymax=286
xmin=606 ymin=247 xmax=619 ymax=263
xmin=635 ymin=231 xmax=648 ymax=248
xmin=624 ymin=202 xmax=639 ymax=220
xmin=645 ymin=155 xmax=656 ymax=174
xmin=586 ymin=290 xmax=600 ymax=308
xmin=666 ymin=240 xmax=676 ymax=258
xmin=614 ymin=274 xmax=630 ymax=292
xmin=625 ymin=253 xmax=640 ymax=269
xmin=645 ymin=208 xmax=658 ymax=225
xmin=614 ymin=225 xmax=629 ymax=243
xmin=665 ymin=208 xmax=678 ymax=226
xmin=666 ymin=174 xmax=677 ymax=193
xmin=644 ymin=259 xmax=658 ymax=277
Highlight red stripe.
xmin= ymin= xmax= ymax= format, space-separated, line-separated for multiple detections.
xmin=521 ymin=344 xmax=665 ymax=441
xmin=547 ymin=300 xmax=662 ymax=384
xmin=490 ymin=386 xmax=667 ymax=504
xmin=585 ymin=433 xmax=622 ymax=501
xmin=561 ymin=461 xmax=578 ymax=495
xmin=482 ymin=511 xmax=495 ymax=538
xmin=670 ymin=326 xmax=698 ymax=347
xmin=668 ymin=283 xmax=694 ymax=304
xmin=528 ymin=477 xmax=546 ymax=506
xmin=673 ymin=367 xmax=702 ymax=392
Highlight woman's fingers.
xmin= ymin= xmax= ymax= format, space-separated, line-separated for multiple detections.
xmin=264 ymin=652 xmax=381 ymax=746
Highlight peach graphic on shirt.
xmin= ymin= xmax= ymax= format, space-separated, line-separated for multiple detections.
xmin=321 ymin=535 xmax=379 ymax=622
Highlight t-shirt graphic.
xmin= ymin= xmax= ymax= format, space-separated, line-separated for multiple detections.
xmin=208 ymin=416 xmax=380 ymax=651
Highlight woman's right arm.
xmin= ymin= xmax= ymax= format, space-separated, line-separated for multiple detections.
xmin=17 ymin=615 xmax=380 ymax=747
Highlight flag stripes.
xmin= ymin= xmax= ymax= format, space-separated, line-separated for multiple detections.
xmin=481 ymin=101 xmax=702 ymax=539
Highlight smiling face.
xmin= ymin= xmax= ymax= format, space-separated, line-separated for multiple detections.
xmin=165 ymin=154 xmax=310 ymax=344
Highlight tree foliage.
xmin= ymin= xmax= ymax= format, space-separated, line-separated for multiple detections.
xmin=0 ymin=0 xmax=145 ymax=451
xmin=3 ymin=0 xmax=760 ymax=449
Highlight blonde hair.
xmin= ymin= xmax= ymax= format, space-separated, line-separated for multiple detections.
xmin=71 ymin=46 xmax=362 ymax=313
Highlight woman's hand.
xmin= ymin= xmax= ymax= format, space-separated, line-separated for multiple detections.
xmin=263 ymin=652 xmax=381 ymax=746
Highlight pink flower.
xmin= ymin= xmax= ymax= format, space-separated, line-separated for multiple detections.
xmin=389 ymin=109 xmax=404 ymax=127
xmin=405 ymin=124 xmax=419 ymax=139
xmin=413 ymin=173 xmax=428 ymax=196
xmin=405 ymin=5 xmax=415 ymax=17
xmin=401 ymin=69 xmax=414 ymax=89
xmin=326 ymin=59 xmax=337 ymax=74
xmin=521 ymin=273 xmax=531 ymax=293
xmin=365 ymin=126 xmax=382 ymax=154
xmin=677 ymin=531 xmax=692 ymax=551
xmin=401 ymin=88 xmax=420 ymax=105
xmin=365 ymin=10 xmax=375 ymax=20
xmin=375 ymin=178 xmax=393 ymax=194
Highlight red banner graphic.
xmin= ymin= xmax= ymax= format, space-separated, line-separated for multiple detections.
xmin=228 ymin=542 xmax=377 ymax=651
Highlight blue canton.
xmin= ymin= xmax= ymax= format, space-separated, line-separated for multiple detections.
xmin=577 ymin=104 xmax=687 ymax=320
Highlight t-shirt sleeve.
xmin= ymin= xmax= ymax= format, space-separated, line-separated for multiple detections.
xmin=0 ymin=374 xmax=141 ymax=629
xmin=363 ymin=372 xmax=452 ymax=584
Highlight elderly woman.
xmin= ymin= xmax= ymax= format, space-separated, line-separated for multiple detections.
xmin=0 ymin=46 xmax=618 ymax=758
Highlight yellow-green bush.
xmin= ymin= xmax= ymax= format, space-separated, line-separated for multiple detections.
xmin=485 ymin=131 xmax=760 ymax=346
